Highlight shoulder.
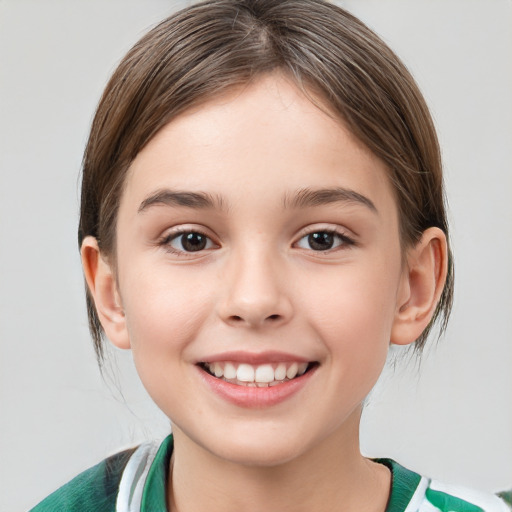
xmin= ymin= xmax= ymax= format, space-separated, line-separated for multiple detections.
xmin=29 ymin=436 xmax=174 ymax=512
xmin=422 ymin=480 xmax=511 ymax=512
xmin=29 ymin=447 xmax=137 ymax=512
xmin=378 ymin=459 xmax=510 ymax=512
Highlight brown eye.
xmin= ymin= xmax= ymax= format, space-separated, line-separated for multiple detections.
xmin=308 ymin=232 xmax=334 ymax=251
xmin=169 ymin=232 xmax=213 ymax=252
xmin=295 ymin=230 xmax=354 ymax=252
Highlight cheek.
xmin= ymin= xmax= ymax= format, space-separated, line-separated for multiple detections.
xmin=300 ymin=259 xmax=401 ymax=362
xmin=120 ymin=263 xmax=214 ymax=358
xmin=118 ymin=266 xmax=217 ymax=415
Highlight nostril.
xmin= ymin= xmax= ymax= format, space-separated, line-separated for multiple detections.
xmin=227 ymin=313 xmax=281 ymax=325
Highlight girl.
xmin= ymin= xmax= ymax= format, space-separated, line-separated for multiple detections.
xmin=29 ymin=1 xmax=509 ymax=511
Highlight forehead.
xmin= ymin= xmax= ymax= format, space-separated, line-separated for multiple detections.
xmin=121 ymin=73 xmax=396 ymax=219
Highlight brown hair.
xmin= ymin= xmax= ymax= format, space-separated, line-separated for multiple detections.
xmin=79 ymin=0 xmax=454 ymax=362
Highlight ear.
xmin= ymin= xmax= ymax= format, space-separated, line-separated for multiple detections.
xmin=81 ymin=236 xmax=131 ymax=349
xmin=391 ymin=227 xmax=448 ymax=346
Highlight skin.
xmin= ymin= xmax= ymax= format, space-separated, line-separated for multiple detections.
xmin=82 ymin=73 xmax=447 ymax=512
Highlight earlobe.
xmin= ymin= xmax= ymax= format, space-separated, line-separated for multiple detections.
xmin=391 ymin=227 xmax=448 ymax=346
xmin=81 ymin=236 xmax=131 ymax=349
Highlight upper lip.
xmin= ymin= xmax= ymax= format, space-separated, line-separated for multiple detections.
xmin=197 ymin=351 xmax=313 ymax=365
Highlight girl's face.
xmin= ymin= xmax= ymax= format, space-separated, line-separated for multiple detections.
xmin=111 ymin=74 xmax=410 ymax=466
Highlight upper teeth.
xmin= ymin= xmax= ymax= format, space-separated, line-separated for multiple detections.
xmin=205 ymin=362 xmax=309 ymax=385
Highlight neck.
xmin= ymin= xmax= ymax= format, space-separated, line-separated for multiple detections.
xmin=168 ymin=410 xmax=391 ymax=512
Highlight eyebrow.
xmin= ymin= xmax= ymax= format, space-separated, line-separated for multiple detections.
xmin=138 ymin=189 xmax=226 ymax=213
xmin=138 ymin=186 xmax=377 ymax=215
xmin=283 ymin=187 xmax=378 ymax=213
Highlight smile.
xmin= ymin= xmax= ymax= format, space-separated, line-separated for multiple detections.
xmin=199 ymin=361 xmax=314 ymax=387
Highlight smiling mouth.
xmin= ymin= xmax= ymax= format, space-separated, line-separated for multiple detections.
xmin=198 ymin=361 xmax=317 ymax=387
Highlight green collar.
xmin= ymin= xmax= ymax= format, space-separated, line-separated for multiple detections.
xmin=376 ymin=458 xmax=423 ymax=512
xmin=140 ymin=434 xmax=173 ymax=510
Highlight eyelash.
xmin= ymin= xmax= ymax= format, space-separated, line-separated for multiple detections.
xmin=158 ymin=227 xmax=355 ymax=255
xmin=158 ymin=228 xmax=216 ymax=256
xmin=294 ymin=228 xmax=355 ymax=252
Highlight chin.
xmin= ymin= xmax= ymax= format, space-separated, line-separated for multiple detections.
xmin=182 ymin=424 xmax=311 ymax=468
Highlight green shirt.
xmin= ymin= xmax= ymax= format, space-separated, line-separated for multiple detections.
xmin=30 ymin=435 xmax=509 ymax=512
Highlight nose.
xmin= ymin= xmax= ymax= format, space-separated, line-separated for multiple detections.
xmin=216 ymin=247 xmax=293 ymax=329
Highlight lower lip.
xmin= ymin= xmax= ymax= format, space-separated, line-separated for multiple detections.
xmin=197 ymin=365 xmax=317 ymax=408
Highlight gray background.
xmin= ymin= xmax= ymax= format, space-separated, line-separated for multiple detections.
xmin=0 ymin=1 xmax=511 ymax=511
